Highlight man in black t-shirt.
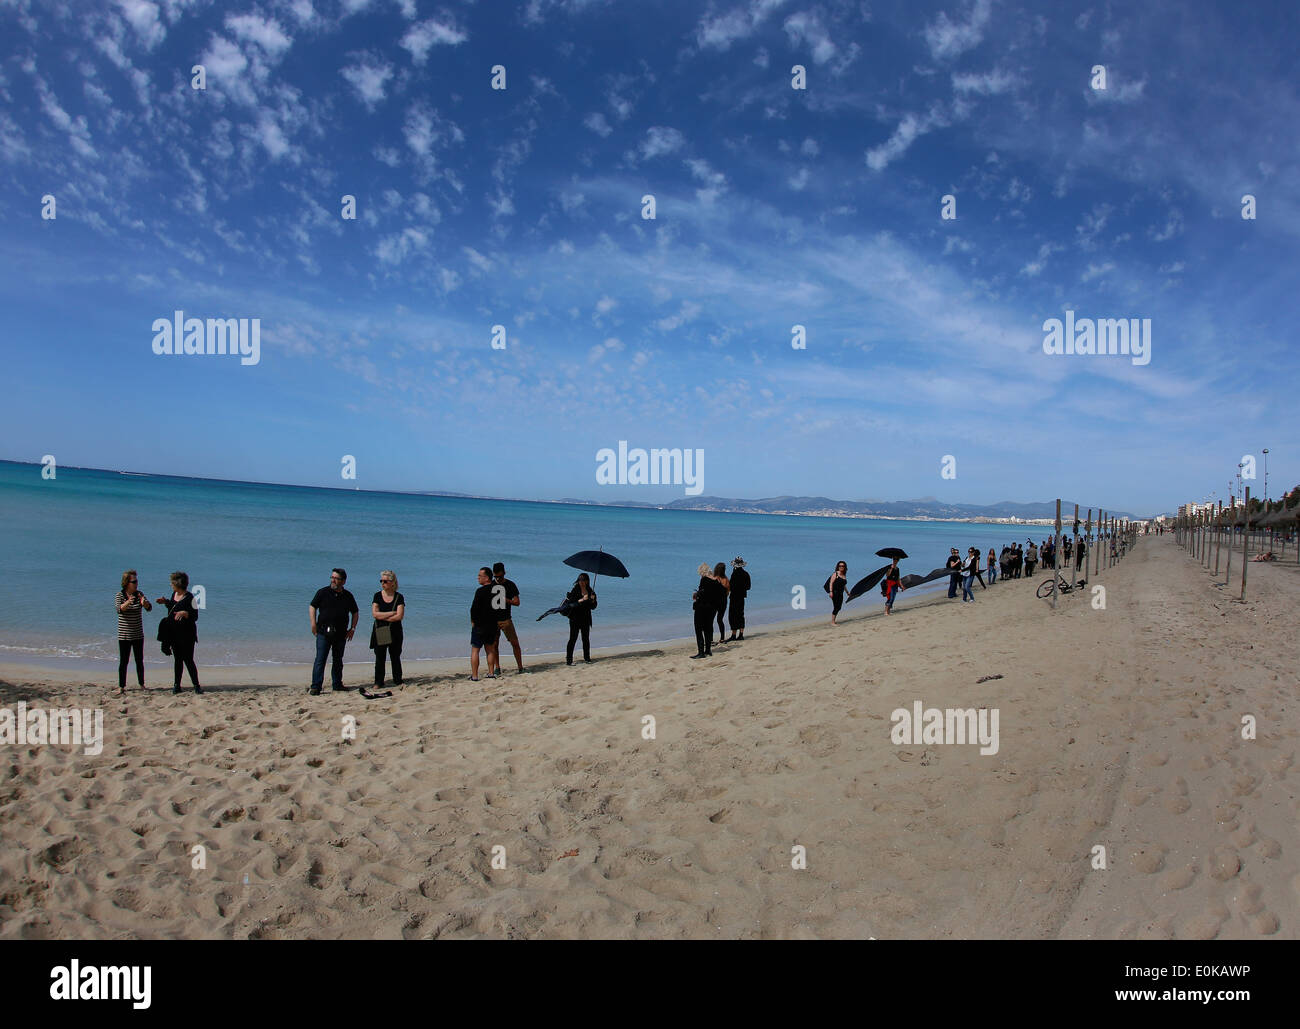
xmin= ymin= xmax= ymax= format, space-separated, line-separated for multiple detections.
xmin=492 ymin=561 xmax=525 ymax=674
xmin=946 ymin=548 xmax=963 ymax=597
xmin=309 ymin=567 xmax=359 ymax=694
xmin=470 ymin=567 xmax=501 ymax=681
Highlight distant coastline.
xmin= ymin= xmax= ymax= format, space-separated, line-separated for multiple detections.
xmin=0 ymin=458 xmax=1150 ymax=523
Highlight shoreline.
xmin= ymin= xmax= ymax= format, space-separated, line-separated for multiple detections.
xmin=3 ymin=536 xmax=1294 ymax=939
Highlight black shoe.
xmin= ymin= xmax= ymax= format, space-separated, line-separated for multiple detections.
xmin=194 ymin=685 xmax=203 ymax=695
xmin=309 ymin=688 xmax=321 ymax=695
xmin=583 ymin=658 xmax=592 ymax=663
xmin=690 ymin=652 xmax=705 ymax=659
xmin=332 ymin=685 xmax=351 ymax=692
xmin=566 ymin=660 xmax=573 ymax=666
xmin=172 ymin=685 xmax=181 ymax=694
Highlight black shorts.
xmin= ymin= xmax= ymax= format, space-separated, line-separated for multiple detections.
xmin=471 ymin=624 xmax=500 ymax=648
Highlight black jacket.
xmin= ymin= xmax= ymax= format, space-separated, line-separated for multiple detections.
xmin=564 ymin=586 xmax=597 ymax=627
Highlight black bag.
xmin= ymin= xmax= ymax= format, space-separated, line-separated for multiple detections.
xmin=156 ymin=613 xmax=173 ymax=656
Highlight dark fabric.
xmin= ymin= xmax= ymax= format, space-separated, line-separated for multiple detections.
xmin=470 ymin=583 xmax=499 ymax=629
xmin=370 ymin=591 xmax=405 ymax=649
xmin=374 ymin=642 xmax=402 ymax=686
xmin=728 ymin=596 xmax=746 ymax=630
xmin=118 ymin=638 xmax=144 ymax=688
xmin=563 ymin=586 xmax=597 ymax=627
xmin=566 ymin=622 xmax=590 ymax=662
xmin=172 ymin=637 xmax=199 ymax=687
xmin=312 ymin=587 xmax=358 ymax=636
xmin=159 ymin=591 xmax=198 ymax=643
xmin=693 ymin=609 xmax=714 ymax=654
xmin=729 ymin=567 xmax=751 ymax=600
xmin=312 ymin=631 xmax=346 ymax=690
xmin=494 ymin=577 xmax=520 ymax=618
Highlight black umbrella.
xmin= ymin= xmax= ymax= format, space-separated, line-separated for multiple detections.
xmin=875 ymin=547 xmax=909 ymax=560
xmin=847 ymin=563 xmax=891 ymax=602
xmin=563 ymin=548 xmax=630 ymax=581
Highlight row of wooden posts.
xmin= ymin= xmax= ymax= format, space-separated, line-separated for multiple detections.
xmin=1046 ymin=500 xmax=1139 ymax=611
xmin=1170 ymin=487 xmax=1295 ymax=602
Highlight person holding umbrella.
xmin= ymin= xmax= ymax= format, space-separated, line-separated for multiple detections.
xmin=563 ymin=573 xmax=597 ymax=664
xmin=882 ymin=558 xmax=903 ymax=614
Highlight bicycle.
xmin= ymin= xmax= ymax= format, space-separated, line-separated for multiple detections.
xmin=1037 ymin=573 xmax=1088 ymax=599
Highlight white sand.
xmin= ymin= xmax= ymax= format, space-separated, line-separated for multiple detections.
xmin=1 ymin=537 xmax=1295 ymax=938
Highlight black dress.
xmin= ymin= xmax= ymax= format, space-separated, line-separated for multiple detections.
xmin=824 ymin=574 xmax=847 ymax=615
xmin=728 ymin=567 xmax=751 ymax=631
xmin=693 ymin=576 xmax=722 ymax=654
xmin=370 ymin=590 xmax=405 ymax=686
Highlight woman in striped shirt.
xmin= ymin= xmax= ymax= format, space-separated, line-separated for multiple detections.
xmin=114 ymin=569 xmax=152 ymax=695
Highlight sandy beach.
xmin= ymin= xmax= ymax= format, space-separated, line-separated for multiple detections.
xmin=1 ymin=536 xmax=1295 ymax=939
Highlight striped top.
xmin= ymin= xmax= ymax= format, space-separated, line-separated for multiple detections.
xmin=115 ymin=590 xmax=145 ymax=640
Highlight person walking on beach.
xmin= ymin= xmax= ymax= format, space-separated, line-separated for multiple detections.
xmin=563 ymin=573 xmax=597 ymax=665
xmin=1025 ymin=542 xmax=1038 ymax=577
xmin=492 ymin=562 xmax=525 ymax=674
xmin=882 ymin=558 xmax=903 ymax=614
xmin=712 ymin=562 xmax=730 ymax=643
xmin=156 ymin=571 xmax=201 ymax=695
xmin=470 ymin=566 xmax=501 ymax=680
xmin=961 ymin=548 xmax=979 ymax=602
xmin=310 ymin=568 xmax=359 ymax=695
xmin=726 ymin=557 xmax=750 ymax=641
xmin=987 ymin=547 xmax=997 ymax=584
xmin=114 ymin=569 xmax=152 ymax=695
xmin=824 ymin=560 xmax=849 ymax=623
xmin=946 ymin=548 xmax=963 ymax=598
xmin=1075 ymin=539 xmax=1087 ymax=575
xmin=370 ymin=570 xmax=405 ymax=687
xmin=971 ymin=548 xmax=987 ymax=589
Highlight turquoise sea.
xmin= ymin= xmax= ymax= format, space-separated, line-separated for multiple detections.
xmin=0 ymin=461 xmax=1057 ymax=668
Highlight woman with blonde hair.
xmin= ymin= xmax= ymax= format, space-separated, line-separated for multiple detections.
xmin=691 ymin=562 xmax=723 ymax=658
xmin=114 ymin=569 xmax=152 ymax=695
xmin=370 ymin=569 xmax=405 ymax=687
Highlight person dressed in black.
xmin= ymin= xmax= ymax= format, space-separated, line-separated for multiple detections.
xmin=157 ymin=571 xmax=201 ymax=694
xmin=946 ymin=548 xmax=963 ymax=598
xmin=970 ymin=547 xmax=987 ymax=589
xmin=712 ymin=562 xmax=730 ymax=643
xmin=824 ymin=560 xmax=848 ymax=624
xmin=370 ymin=569 xmax=405 ymax=687
xmin=726 ymin=557 xmax=750 ymax=641
xmin=692 ymin=562 xmax=723 ymax=657
xmin=310 ymin=567 xmax=359 ymax=695
xmin=563 ymin=573 xmax=597 ymax=665
xmin=492 ymin=562 xmax=525 ymax=673
xmin=470 ymin=566 xmax=500 ymax=680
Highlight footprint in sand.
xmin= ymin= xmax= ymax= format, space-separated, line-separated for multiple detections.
xmin=1160 ymin=864 xmax=1197 ymax=890
xmin=1129 ymin=846 xmax=1165 ymax=874
xmin=1209 ymin=848 xmax=1241 ymax=881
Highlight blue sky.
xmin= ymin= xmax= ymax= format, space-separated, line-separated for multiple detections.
xmin=1 ymin=0 xmax=1295 ymax=515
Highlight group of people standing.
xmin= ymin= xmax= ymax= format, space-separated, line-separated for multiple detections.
xmin=113 ymin=570 xmax=201 ymax=696
xmin=691 ymin=558 xmax=751 ymax=657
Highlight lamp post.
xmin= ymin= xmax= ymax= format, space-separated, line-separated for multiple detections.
xmin=1262 ymin=448 xmax=1269 ymax=504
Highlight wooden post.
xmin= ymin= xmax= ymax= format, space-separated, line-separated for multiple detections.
xmin=1240 ymin=488 xmax=1250 ymax=602
xmin=1096 ymin=508 xmax=1104 ymax=578
xmin=1072 ymin=503 xmax=1080 ymax=585
xmin=1085 ymin=508 xmax=1092 ymax=582
xmin=1225 ymin=500 xmax=1233 ymax=580
xmin=1052 ymin=499 xmax=1061 ymax=610
xmin=1214 ymin=501 xmax=1222 ymax=577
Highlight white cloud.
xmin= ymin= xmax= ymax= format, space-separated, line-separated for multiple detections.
xmin=697 ymin=0 xmax=788 ymax=51
xmin=783 ymin=10 xmax=836 ymax=65
xmin=116 ymin=0 xmax=166 ymax=48
xmin=37 ymin=84 xmax=96 ymax=158
xmin=401 ymin=17 xmax=467 ymax=64
xmin=595 ymin=295 xmax=617 ymax=314
xmin=584 ymin=111 xmax=613 ymax=137
xmin=1081 ymin=260 xmax=1115 ymax=282
xmin=951 ymin=68 xmax=1020 ymax=95
xmin=923 ymin=0 xmax=991 ymax=61
xmin=656 ymin=300 xmax=702 ymax=331
xmin=439 ymin=267 xmax=461 ymax=291
xmin=404 ymin=104 xmax=435 ymax=155
xmin=463 ymin=246 xmax=493 ymax=272
xmin=225 ymin=13 xmax=291 ymax=55
xmin=866 ymin=110 xmax=945 ymax=171
xmin=687 ymin=157 xmax=727 ymax=204
xmin=800 ymin=137 xmax=819 ymax=157
xmin=788 ymin=167 xmax=810 ymax=191
xmin=376 ymin=227 xmax=430 ymax=265
xmin=635 ymin=126 xmax=686 ymax=162
xmin=341 ymin=56 xmax=393 ymax=108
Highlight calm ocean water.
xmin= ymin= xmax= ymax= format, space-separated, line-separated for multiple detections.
xmin=0 ymin=461 xmax=1055 ymax=668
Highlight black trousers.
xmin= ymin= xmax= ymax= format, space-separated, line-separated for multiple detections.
xmin=374 ymin=642 xmax=403 ymax=685
xmin=694 ymin=610 xmax=715 ymax=653
xmin=948 ymin=574 xmax=960 ymax=598
xmin=729 ymin=597 xmax=746 ymax=631
xmin=171 ymin=638 xmax=199 ymax=687
xmin=716 ymin=602 xmax=727 ymax=638
xmin=566 ymin=622 xmax=590 ymax=663
xmin=118 ymin=639 xmax=144 ymax=688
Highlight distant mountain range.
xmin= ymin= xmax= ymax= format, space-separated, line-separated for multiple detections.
xmin=554 ymin=495 xmax=1139 ymax=521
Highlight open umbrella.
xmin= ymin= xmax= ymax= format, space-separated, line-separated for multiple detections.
xmin=875 ymin=547 xmax=908 ymax=560
xmin=847 ymin=563 xmax=891 ymax=602
xmin=563 ymin=549 xmax=630 ymax=581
